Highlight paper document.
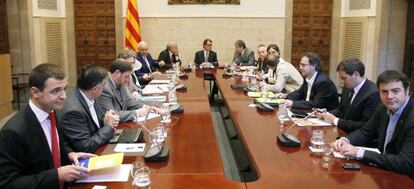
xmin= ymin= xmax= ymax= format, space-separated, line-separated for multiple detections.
xmin=334 ymin=147 xmax=380 ymax=159
xmin=78 ymin=153 xmax=124 ymax=170
xmin=142 ymin=85 xmax=169 ymax=95
xmin=136 ymin=112 xmax=160 ymax=122
xmin=76 ymin=164 xmax=131 ymax=183
xmin=247 ymin=92 xmax=275 ymax=98
xmin=292 ymin=118 xmax=332 ymax=127
xmin=150 ymin=80 xmax=170 ymax=84
xmin=141 ymin=95 xmax=167 ymax=102
xmin=114 ymin=143 xmax=146 ymax=153
xmin=255 ymin=98 xmax=284 ymax=104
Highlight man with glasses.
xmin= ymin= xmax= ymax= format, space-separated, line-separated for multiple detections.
xmin=283 ymin=52 xmax=339 ymax=111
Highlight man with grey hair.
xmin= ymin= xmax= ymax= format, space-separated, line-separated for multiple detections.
xmin=232 ymin=39 xmax=255 ymax=66
xmin=136 ymin=41 xmax=162 ymax=85
xmin=158 ymin=41 xmax=181 ymax=69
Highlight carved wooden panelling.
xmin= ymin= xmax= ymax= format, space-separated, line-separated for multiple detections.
xmin=74 ymin=0 xmax=115 ymax=71
xmin=292 ymin=0 xmax=332 ymax=73
xmin=0 ymin=0 xmax=9 ymax=54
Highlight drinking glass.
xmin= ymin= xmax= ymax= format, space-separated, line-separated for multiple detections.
xmin=131 ymin=162 xmax=151 ymax=188
xmin=152 ymin=125 xmax=167 ymax=143
xmin=260 ymin=86 xmax=268 ymax=103
xmin=310 ymin=130 xmax=325 ymax=152
xmin=322 ymin=142 xmax=333 ymax=162
xmin=160 ymin=104 xmax=171 ymax=123
xmin=277 ymin=103 xmax=288 ymax=126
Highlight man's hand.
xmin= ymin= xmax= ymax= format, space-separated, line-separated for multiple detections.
xmin=275 ymin=93 xmax=288 ymax=99
xmin=333 ymin=138 xmax=350 ymax=152
xmin=68 ymin=152 xmax=97 ymax=165
xmin=339 ymin=143 xmax=359 ymax=158
xmin=318 ymin=112 xmax=336 ymax=124
xmin=200 ymin=62 xmax=212 ymax=68
xmin=159 ymin=60 xmax=165 ymax=66
xmin=57 ymin=165 xmax=90 ymax=182
xmin=104 ymin=110 xmax=119 ymax=129
xmin=283 ymin=100 xmax=293 ymax=108
xmin=143 ymin=73 xmax=151 ymax=80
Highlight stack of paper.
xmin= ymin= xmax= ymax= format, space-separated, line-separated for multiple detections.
xmin=292 ymin=118 xmax=331 ymax=127
xmin=76 ymin=164 xmax=131 ymax=183
xmin=333 ymin=147 xmax=380 ymax=159
xmin=247 ymin=92 xmax=275 ymax=98
xmin=142 ymin=84 xmax=169 ymax=95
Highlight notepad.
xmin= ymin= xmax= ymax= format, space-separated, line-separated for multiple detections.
xmin=255 ymin=98 xmax=284 ymax=104
xmin=141 ymin=95 xmax=167 ymax=102
xmin=76 ymin=164 xmax=131 ymax=183
xmin=247 ymin=92 xmax=275 ymax=98
xmin=292 ymin=118 xmax=332 ymax=127
xmin=78 ymin=153 xmax=124 ymax=171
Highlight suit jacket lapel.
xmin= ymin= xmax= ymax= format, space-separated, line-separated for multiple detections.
xmin=388 ymin=99 xmax=413 ymax=147
xmin=25 ymin=105 xmax=55 ymax=168
xmin=107 ymin=78 xmax=123 ymax=109
xmin=75 ymin=89 xmax=99 ymax=129
xmin=309 ymin=72 xmax=321 ymax=100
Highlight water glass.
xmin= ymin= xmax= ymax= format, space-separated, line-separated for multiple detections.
xmin=260 ymin=87 xmax=268 ymax=102
xmin=310 ymin=130 xmax=325 ymax=152
xmin=322 ymin=142 xmax=333 ymax=162
xmin=152 ymin=125 xmax=167 ymax=143
xmin=160 ymin=104 xmax=171 ymax=123
xmin=277 ymin=103 xmax=288 ymax=126
xmin=131 ymin=162 xmax=151 ymax=188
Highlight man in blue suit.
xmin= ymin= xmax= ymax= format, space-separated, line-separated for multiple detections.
xmin=135 ymin=41 xmax=162 ymax=85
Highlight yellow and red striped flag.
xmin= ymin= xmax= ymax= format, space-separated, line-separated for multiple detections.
xmin=125 ymin=0 xmax=141 ymax=51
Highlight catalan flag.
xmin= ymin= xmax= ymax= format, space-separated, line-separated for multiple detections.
xmin=125 ymin=0 xmax=141 ymax=51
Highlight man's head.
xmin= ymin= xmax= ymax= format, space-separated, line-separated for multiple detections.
xmin=117 ymin=48 xmax=137 ymax=64
xmin=203 ymin=39 xmax=213 ymax=52
xmin=29 ymin=63 xmax=67 ymax=112
xmin=267 ymin=44 xmax=280 ymax=58
xmin=264 ymin=54 xmax=279 ymax=69
xmin=377 ymin=70 xmax=411 ymax=112
xmin=109 ymin=58 xmax=133 ymax=88
xmin=299 ymin=52 xmax=322 ymax=78
xmin=138 ymin=41 xmax=149 ymax=57
xmin=234 ymin=39 xmax=246 ymax=54
xmin=257 ymin=44 xmax=267 ymax=60
xmin=167 ymin=41 xmax=178 ymax=54
xmin=336 ymin=58 xmax=365 ymax=89
xmin=77 ymin=64 xmax=108 ymax=99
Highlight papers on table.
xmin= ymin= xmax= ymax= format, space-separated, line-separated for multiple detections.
xmin=150 ymin=80 xmax=170 ymax=84
xmin=136 ymin=112 xmax=160 ymax=122
xmin=140 ymin=95 xmax=166 ymax=102
xmin=255 ymin=98 xmax=285 ymax=104
xmin=292 ymin=118 xmax=332 ymax=127
xmin=76 ymin=164 xmax=131 ymax=183
xmin=247 ymin=92 xmax=275 ymax=98
xmin=78 ymin=153 xmax=124 ymax=170
xmin=142 ymin=84 xmax=169 ymax=95
xmin=333 ymin=147 xmax=380 ymax=159
xmin=114 ymin=143 xmax=146 ymax=153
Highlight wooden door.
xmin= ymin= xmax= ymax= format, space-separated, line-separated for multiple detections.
xmin=292 ymin=0 xmax=332 ymax=73
xmin=404 ymin=0 xmax=414 ymax=95
xmin=74 ymin=0 xmax=116 ymax=72
xmin=0 ymin=0 xmax=9 ymax=54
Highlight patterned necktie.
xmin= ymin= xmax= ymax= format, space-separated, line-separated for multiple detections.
xmin=116 ymin=88 xmax=125 ymax=110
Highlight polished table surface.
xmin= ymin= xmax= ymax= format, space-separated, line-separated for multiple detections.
xmin=72 ymin=68 xmax=414 ymax=188
xmin=214 ymin=68 xmax=414 ymax=189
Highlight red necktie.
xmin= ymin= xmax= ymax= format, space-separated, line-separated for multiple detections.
xmin=49 ymin=112 xmax=61 ymax=168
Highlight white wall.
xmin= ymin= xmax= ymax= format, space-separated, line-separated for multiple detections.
xmin=124 ymin=0 xmax=285 ymax=17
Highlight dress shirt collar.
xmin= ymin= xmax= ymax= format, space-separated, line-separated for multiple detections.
xmin=79 ymin=89 xmax=95 ymax=107
xmin=29 ymin=100 xmax=50 ymax=124
xmin=353 ymin=78 xmax=366 ymax=95
xmin=306 ymin=71 xmax=318 ymax=86
xmin=108 ymin=73 xmax=118 ymax=89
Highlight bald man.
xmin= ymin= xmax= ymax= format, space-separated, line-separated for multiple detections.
xmin=158 ymin=41 xmax=181 ymax=69
xmin=135 ymin=41 xmax=162 ymax=85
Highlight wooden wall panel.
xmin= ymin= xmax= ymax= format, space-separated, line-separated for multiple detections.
xmin=0 ymin=0 xmax=9 ymax=54
xmin=404 ymin=0 xmax=414 ymax=95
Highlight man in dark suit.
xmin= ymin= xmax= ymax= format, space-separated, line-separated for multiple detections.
xmin=135 ymin=41 xmax=162 ymax=85
xmin=97 ymin=59 xmax=159 ymax=123
xmin=158 ymin=41 xmax=181 ymax=69
xmin=232 ymin=39 xmax=255 ymax=66
xmin=285 ymin=52 xmax=339 ymax=111
xmin=334 ymin=70 xmax=414 ymax=179
xmin=60 ymin=65 xmax=120 ymax=153
xmin=0 ymin=64 xmax=94 ymax=188
xmin=317 ymin=58 xmax=380 ymax=133
xmin=194 ymin=38 xmax=218 ymax=67
xmin=256 ymin=44 xmax=268 ymax=73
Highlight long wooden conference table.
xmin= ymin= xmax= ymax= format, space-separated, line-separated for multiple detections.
xmin=72 ymin=68 xmax=414 ymax=189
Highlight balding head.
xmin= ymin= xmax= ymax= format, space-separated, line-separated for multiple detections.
xmin=167 ymin=41 xmax=178 ymax=54
xmin=138 ymin=41 xmax=149 ymax=56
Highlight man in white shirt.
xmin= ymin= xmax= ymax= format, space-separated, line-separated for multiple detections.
xmin=60 ymin=65 xmax=120 ymax=153
xmin=0 ymin=63 xmax=95 ymax=188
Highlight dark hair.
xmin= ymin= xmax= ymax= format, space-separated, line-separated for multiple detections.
xmin=264 ymin=54 xmax=280 ymax=67
xmin=336 ymin=58 xmax=365 ymax=77
xmin=29 ymin=63 xmax=65 ymax=91
xmin=235 ymin=39 xmax=246 ymax=49
xmin=302 ymin=52 xmax=323 ymax=72
xmin=377 ymin=70 xmax=410 ymax=91
xmin=203 ymin=38 xmax=212 ymax=46
xmin=267 ymin=44 xmax=280 ymax=54
xmin=117 ymin=49 xmax=136 ymax=60
xmin=109 ymin=58 xmax=133 ymax=73
xmin=77 ymin=64 xmax=107 ymax=91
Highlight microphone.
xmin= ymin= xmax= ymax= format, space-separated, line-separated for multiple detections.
xmin=276 ymin=109 xmax=320 ymax=147
xmin=134 ymin=107 xmax=170 ymax=162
